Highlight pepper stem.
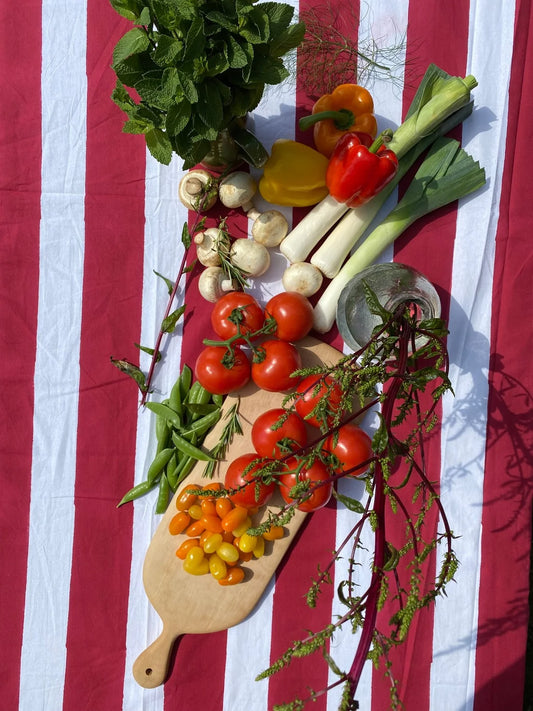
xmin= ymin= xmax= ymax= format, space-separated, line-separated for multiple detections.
xmin=299 ymin=108 xmax=355 ymax=132
xmin=368 ymin=128 xmax=394 ymax=153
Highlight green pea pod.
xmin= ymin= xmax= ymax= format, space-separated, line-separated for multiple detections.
xmin=187 ymin=381 xmax=212 ymax=408
xmin=171 ymin=431 xmax=215 ymax=461
xmin=181 ymin=408 xmax=221 ymax=439
xmin=145 ymin=401 xmax=182 ymax=430
xmin=166 ymin=452 xmax=179 ymax=491
xmin=117 ymin=479 xmax=157 ymax=507
xmin=212 ymin=393 xmax=224 ymax=407
xmin=155 ymin=472 xmax=170 ymax=514
xmin=168 ymin=378 xmax=184 ymax=417
xmin=179 ymin=364 xmax=193 ymax=400
xmin=146 ymin=447 xmax=175 ymax=483
xmin=174 ymin=455 xmax=197 ymax=487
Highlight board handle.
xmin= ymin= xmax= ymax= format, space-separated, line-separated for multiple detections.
xmin=133 ymin=626 xmax=179 ymax=688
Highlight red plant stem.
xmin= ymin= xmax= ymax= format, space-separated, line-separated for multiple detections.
xmin=140 ymin=246 xmax=190 ymax=405
xmin=346 ymin=317 xmax=412 ymax=695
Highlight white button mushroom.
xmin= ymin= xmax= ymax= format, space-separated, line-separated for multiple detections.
xmin=194 ymin=227 xmax=231 ymax=267
xmin=230 ymin=238 xmax=271 ymax=277
xmin=282 ymin=261 xmax=324 ymax=298
xmin=197 ymin=266 xmax=236 ymax=303
xmin=218 ymin=171 xmax=258 ymax=211
xmin=178 ymin=170 xmax=218 ymax=211
xmin=247 ymin=207 xmax=289 ymax=247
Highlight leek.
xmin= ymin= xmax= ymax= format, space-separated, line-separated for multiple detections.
xmin=279 ymin=64 xmax=477 ymax=265
xmin=312 ymin=136 xmax=487 ymax=333
xmin=310 ymin=101 xmax=474 ymax=278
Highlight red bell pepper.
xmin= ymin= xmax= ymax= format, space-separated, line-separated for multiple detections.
xmin=326 ymin=131 xmax=399 ymax=208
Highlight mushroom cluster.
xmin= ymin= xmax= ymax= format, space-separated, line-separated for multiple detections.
xmin=179 ymin=169 xmax=295 ymax=302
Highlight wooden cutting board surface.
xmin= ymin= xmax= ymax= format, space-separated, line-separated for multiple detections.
xmin=133 ymin=336 xmax=344 ymax=688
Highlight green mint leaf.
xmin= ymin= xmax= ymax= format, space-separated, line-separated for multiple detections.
xmin=145 ymin=127 xmax=173 ymax=165
xmin=205 ymin=11 xmax=238 ymax=32
xmin=111 ymin=80 xmax=135 ymax=112
xmin=138 ymin=6 xmax=151 ymax=25
xmin=225 ymin=36 xmax=249 ymax=68
xmin=165 ymin=100 xmax=192 ymax=137
xmin=184 ymin=17 xmax=205 ymax=60
xmin=269 ymin=22 xmax=306 ymax=57
xmin=152 ymin=34 xmax=183 ymax=66
xmin=109 ymin=0 xmax=146 ymax=22
xmin=112 ymin=27 xmax=150 ymax=65
xmin=178 ymin=70 xmax=199 ymax=103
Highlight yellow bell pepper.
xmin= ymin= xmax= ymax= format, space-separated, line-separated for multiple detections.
xmin=258 ymin=139 xmax=330 ymax=207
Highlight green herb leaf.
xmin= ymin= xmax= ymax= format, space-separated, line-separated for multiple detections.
xmin=113 ymin=27 xmax=150 ymax=65
xmin=153 ymin=270 xmax=175 ymax=294
xmin=109 ymin=0 xmax=146 ymax=23
xmin=145 ymin=127 xmax=173 ymax=165
xmin=161 ymin=305 xmax=186 ymax=333
xmin=110 ymin=356 xmax=147 ymax=392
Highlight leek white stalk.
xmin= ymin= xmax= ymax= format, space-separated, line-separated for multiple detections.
xmin=278 ymin=195 xmax=347 ymax=263
xmin=313 ymin=137 xmax=486 ymax=333
xmin=310 ymin=200 xmax=380 ymax=278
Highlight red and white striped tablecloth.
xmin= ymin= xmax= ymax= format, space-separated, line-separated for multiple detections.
xmin=2 ymin=1 xmax=532 ymax=710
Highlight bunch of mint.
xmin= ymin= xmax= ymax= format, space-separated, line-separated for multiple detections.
xmin=109 ymin=0 xmax=305 ymax=168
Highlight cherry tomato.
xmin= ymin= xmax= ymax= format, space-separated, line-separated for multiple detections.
xmin=294 ymin=374 xmax=343 ymax=428
xmin=194 ymin=345 xmax=250 ymax=395
xmin=210 ymin=292 xmax=265 ymax=343
xmin=325 ymin=423 xmax=373 ymax=476
xmin=251 ymin=408 xmax=307 ymax=459
xmin=264 ymin=292 xmax=314 ymax=342
xmin=224 ymin=453 xmax=276 ymax=509
xmin=278 ymin=457 xmax=333 ymax=512
xmin=251 ymin=339 xmax=302 ymax=392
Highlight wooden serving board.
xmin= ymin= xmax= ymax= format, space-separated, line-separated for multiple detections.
xmin=133 ymin=336 xmax=343 ymax=689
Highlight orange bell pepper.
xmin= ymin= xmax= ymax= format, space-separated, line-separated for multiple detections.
xmin=299 ymin=84 xmax=378 ymax=158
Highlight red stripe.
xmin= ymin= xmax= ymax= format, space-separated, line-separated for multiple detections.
xmin=62 ymin=4 xmax=146 ymax=709
xmin=371 ymin=3 xmax=470 ymax=708
xmin=0 ymin=3 xmax=41 ymax=708
xmin=474 ymin=1 xmax=533 ymax=708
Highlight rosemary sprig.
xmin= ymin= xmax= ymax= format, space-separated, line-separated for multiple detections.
xmin=203 ymin=402 xmax=243 ymax=478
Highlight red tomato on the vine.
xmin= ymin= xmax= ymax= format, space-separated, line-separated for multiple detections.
xmin=264 ymin=292 xmax=314 ymax=342
xmin=278 ymin=457 xmax=333 ymax=512
xmin=251 ymin=339 xmax=302 ymax=392
xmin=224 ymin=453 xmax=276 ymax=508
xmin=294 ymin=374 xmax=343 ymax=428
xmin=325 ymin=423 xmax=373 ymax=476
xmin=194 ymin=345 xmax=250 ymax=395
xmin=251 ymin=408 xmax=308 ymax=459
xmin=210 ymin=291 xmax=265 ymax=343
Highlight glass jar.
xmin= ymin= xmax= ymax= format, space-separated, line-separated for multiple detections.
xmin=336 ymin=262 xmax=441 ymax=351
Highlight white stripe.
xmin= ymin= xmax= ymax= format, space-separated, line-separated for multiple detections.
xmin=223 ymin=577 xmax=276 ymax=711
xmin=18 ymin=3 xmax=87 ymax=709
xmin=430 ymin=1 xmax=516 ymax=709
xmin=122 ymin=151 xmax=187 ymax=711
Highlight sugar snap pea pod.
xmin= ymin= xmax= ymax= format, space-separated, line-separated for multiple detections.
xmin=180 ymin=408 xmax=221 ymax=439
xmin=155 ymin=472 xmax=170 ymax=514
xmin=146 ymin=447 xmax=175 ymax=484
xmin=168 ymin=379 xmax=183 ymax=417
xmin=166 ymin=452 xmax=179 ymax=491
xmin=212 ymin=393 xmax=224 ymax=407
xmin=117 ymin=479 xmax=158 ymax=507
xmin=171 ymin=431 xmax=215 ymax=461
xmin=145 ymin=401 xmax=182 ymax=430
xmin=174 ymin=455 xmax=197 ymax=487
xmin=186 ymin=380 xmax=212 ymax=408
xmin=179 ymin=364 xmax=193 ymax=399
